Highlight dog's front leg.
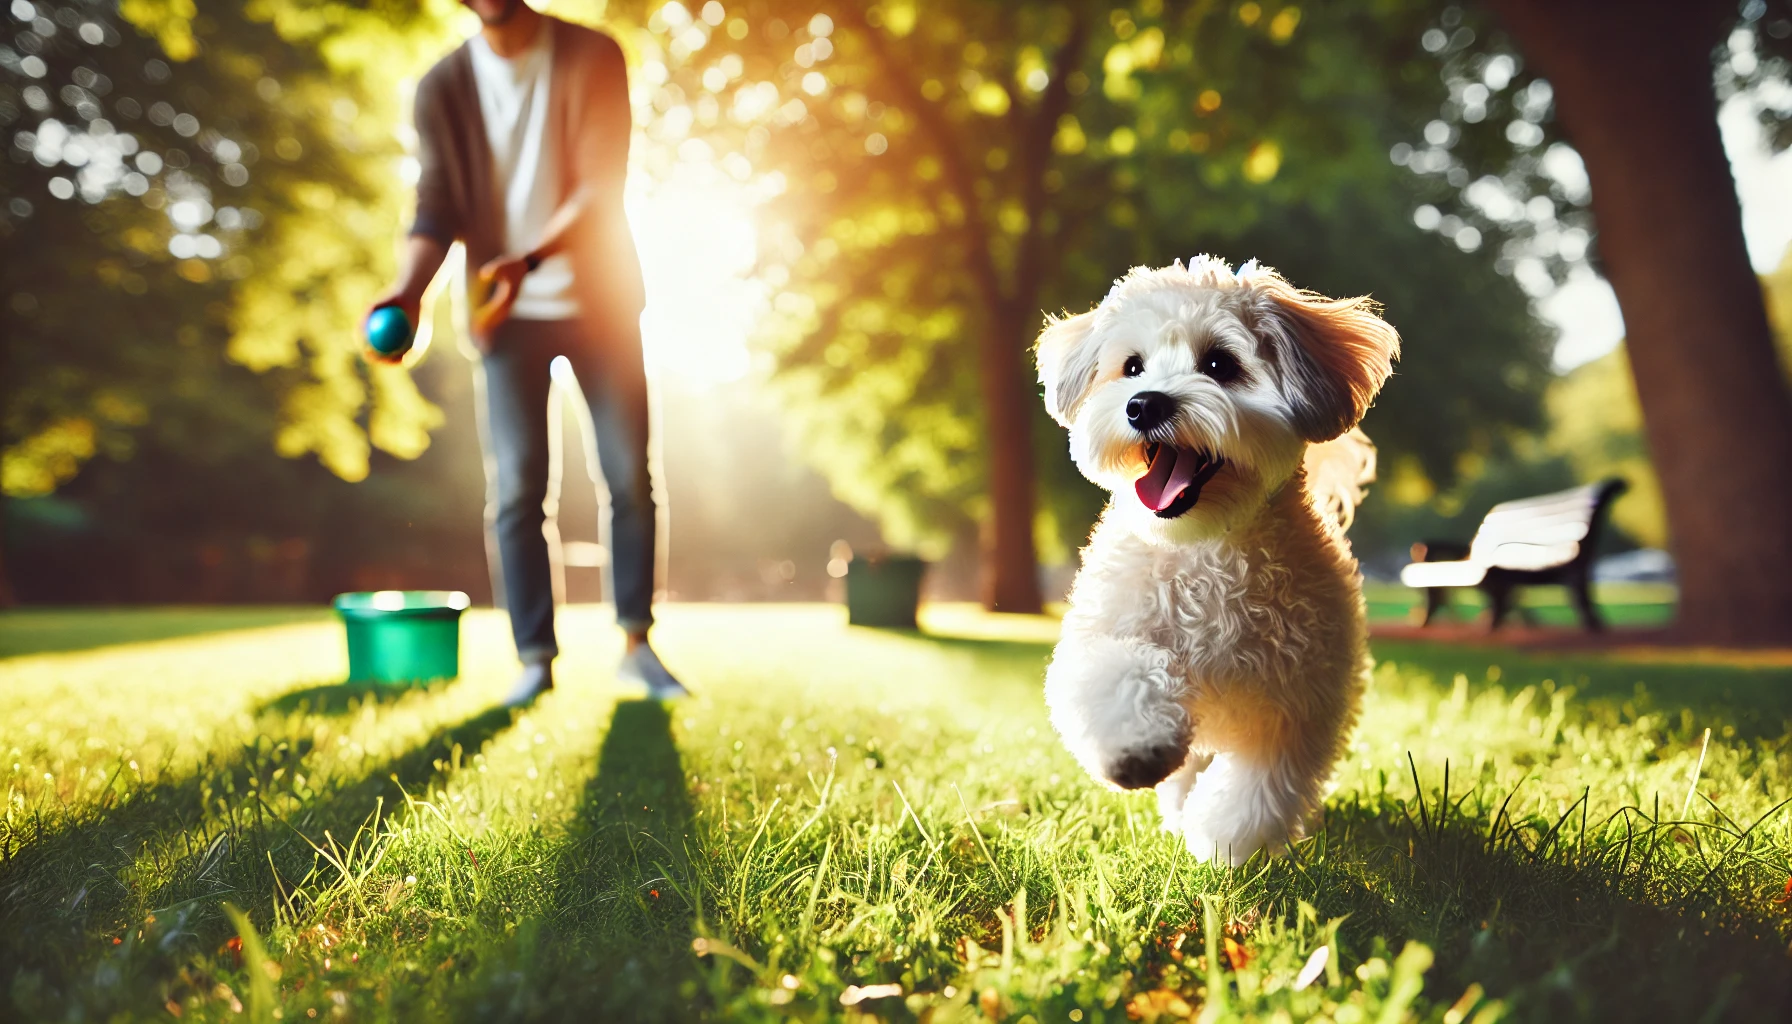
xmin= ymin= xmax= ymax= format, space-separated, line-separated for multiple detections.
xmin=1156 ymin=751 xmax=1213 ymax=833
xmin=1181 ymin=751 xmax=1310 ymax=866
xmin=1045 ymin=633 xmax=1192 ymax=791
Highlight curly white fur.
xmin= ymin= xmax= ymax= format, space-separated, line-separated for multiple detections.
xmin=1037 ymin=257 xmax=1399 ymax=865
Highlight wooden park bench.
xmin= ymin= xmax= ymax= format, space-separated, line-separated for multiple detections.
xmin=1398 ymin=478 xmax=1629 ymax=631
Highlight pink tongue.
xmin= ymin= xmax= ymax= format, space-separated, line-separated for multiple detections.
xmin=1135 ymin=446 xmax=1204 ymax=512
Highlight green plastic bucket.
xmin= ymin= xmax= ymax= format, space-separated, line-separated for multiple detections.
xmin=333 ymin=591 xmax=470 ymax=684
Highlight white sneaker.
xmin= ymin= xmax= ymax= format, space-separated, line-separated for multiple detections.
xmin=502 ymin=661 xmax=554 ymax=708
xmin=616 ymin=645 xmax=690 ymax=701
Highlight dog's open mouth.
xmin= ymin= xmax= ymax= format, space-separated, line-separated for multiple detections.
xmin=1135 ymin=443 xmax=1224 ymax=518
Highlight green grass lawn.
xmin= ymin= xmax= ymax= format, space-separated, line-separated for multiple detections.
xmin=3 ymin=605 xmax=1789 ymax=1022
xmin=1360 ymin=581 xmax=1678 ymax=628
xmin=0 ymin=605 xmax=334 ymax=658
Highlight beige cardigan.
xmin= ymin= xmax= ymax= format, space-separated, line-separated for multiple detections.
xmin=410 ymin=17 xmax=645 ymax=341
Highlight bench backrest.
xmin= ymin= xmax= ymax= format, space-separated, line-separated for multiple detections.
xmin=1466 ymin=478 xmax=1628 ymax=573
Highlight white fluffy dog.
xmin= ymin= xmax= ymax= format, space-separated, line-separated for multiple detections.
xmin=1035 ymin=256 xmax=1399 ymax=865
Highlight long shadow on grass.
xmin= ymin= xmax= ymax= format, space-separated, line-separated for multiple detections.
xmin=1 ymin=702 xmax=518 ymax=1009
xmin=256 ymin=680 xmax=442 ymax=717
xmin=910 ymin=631 xmax=1053 ymax=662
xmin=1303 ymin=780 xmax=1792 ymax=1022
xmin=878 ymin=628 xmax=1055 ymax=689
xmin=446 ymin=699 xmax=701 ymax=1021
xmin=0 ymin=725 xmax=323 ymax=952
xmin=0 ymin=678 xmax=451 ymax=927
xmin=184 ymin=705 xmax=520 ymax=924
xmin=881 ymin=625 xmax=1053 ymax=656
xmin=2 ymin=677 xmax=445 ymax=884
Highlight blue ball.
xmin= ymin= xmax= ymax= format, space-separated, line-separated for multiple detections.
xmin=365 ymin=306 xmax=413 ymax=356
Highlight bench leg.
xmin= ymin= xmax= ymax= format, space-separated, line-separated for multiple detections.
xmin=1572 ymin=577 xmax=1604 ymax=632
xmin=1485 ymin=583 xmax=1514 ymax=631
xmin=1422 ymin=588 xmax=1448 ymax=626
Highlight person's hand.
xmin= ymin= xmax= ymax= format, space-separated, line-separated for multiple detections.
xmin=473 ymin=254 xmax=532 ymax=338
xmin=365 ymin=291 xmax=422 ymax=364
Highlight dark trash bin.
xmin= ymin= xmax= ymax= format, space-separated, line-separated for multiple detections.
xmin=845 ymin=555 xmax=926 ymax=628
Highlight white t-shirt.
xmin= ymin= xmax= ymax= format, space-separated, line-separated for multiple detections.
xmin=467 ymin=22 xmax=578 ymax=321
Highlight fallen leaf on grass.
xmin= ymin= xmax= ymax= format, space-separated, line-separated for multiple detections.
xmin=690 ymin=936 xmax=763 ymax=972
xmin=1444 ymin=982 xmax=1486 ymax=1024
xmin=840 ymin=983 xmax=902 ymax=1006
xmin=1126 ymin=988 xmax=1195 ymax=1021
xmin=958 ymin=935 xmax=999 ymax=969
xmin=1223 ymin=935 xmax=1252 ymax=971
xmin=1293 ymin=945 xmax=1329 ymax=991
xmin=211 ymin=983 xmax=243 ymax=1015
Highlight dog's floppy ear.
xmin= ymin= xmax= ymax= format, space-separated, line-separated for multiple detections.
xmin=1035 ymin=309 xmax=1100 ymax=427
xmin=1242 ymin=266 xmax=1400 ymax=442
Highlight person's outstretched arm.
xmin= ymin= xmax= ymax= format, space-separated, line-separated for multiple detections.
xmin=368 ymin=72 xmax=458 ymax=360
xmin=368 ymin=235 xmax=450 ymax=361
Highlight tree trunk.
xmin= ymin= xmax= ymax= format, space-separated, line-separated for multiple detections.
xmin=980 ymin=302 xmax=1044 ymax=613
xmin=844 ymin=5 xmax=1048 ymax=613
xmin=0 ymin=349 xmax=12 ymax=607
xmin=0 ymin=507 xmax=13 ymax=607
xmin=1492 ymin=0 xmax=1792 ymax=645
xmin=973 ymin=21 xmax=1085 ymax=617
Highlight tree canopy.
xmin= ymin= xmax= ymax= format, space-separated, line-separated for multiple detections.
xmin=2 ymin=0 xmax=459 ymax=501
xmin=618 ymin=0 xmax=1557 ymax=601
xmin=20 ymin=0 xmax=1781 ymax=611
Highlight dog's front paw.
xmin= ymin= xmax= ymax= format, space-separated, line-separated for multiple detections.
xmin=1106 ymin=741 xmax=1189 ymax=790
xmin=1179 ymin=753 xmax=1296 ymax=866
xmin=1185 ymin=825 xmax=1281 ymax=867
xmin=1045 ymin=633 xmax=1190 ymax=787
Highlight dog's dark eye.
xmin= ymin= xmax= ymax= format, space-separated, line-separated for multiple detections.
xmin=1200 ymin=348 xmax=1243 ymax=384
xmin=1123 ymin=354 xmax=1144 ymax=377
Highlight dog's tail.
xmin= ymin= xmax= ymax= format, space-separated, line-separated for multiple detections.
xmin=1303 ymin=427 xmax=1377 ymax=539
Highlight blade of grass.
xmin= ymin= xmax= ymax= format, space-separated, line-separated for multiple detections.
xmin=1679 ymin=727 xmax=1711 ymax=822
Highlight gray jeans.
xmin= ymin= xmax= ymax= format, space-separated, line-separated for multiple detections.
xmin=475 ymin=317 xmax=655 ymax=663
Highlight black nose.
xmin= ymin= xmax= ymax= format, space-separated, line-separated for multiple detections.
xmin=1107 ymin=742 xmax=1189 ymax=790
xmin=1126 ymin=391 xmax=1173 ymax=432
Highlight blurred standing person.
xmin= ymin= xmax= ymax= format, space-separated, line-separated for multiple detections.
xmin=370 ymin=0 xmax=686 ymax=704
